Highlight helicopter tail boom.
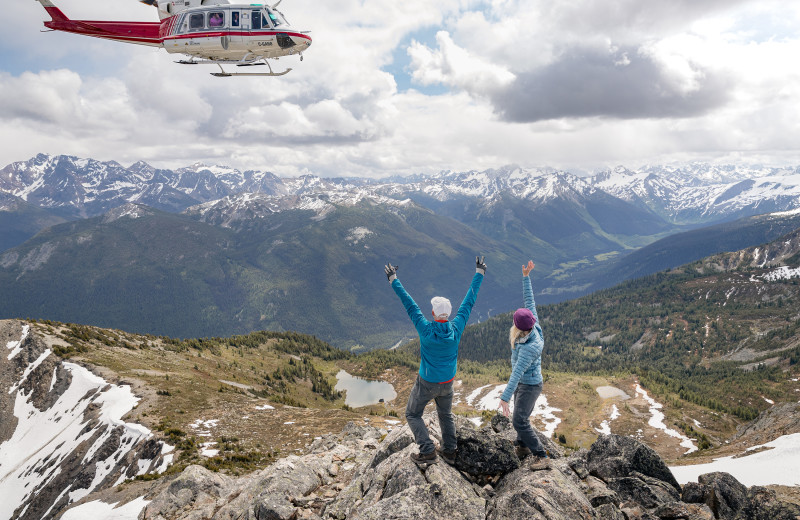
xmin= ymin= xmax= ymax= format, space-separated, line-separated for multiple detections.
xmin=35 ymin=0 xmax=162 ymax=47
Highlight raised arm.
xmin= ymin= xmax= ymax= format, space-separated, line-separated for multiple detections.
xmin=451 ymin=256 xmax=486 ymax=332
xmin=522 ymin=260 xmax=539 ymax=324
xmin=385 ymin=262 xmax=428 ymax=331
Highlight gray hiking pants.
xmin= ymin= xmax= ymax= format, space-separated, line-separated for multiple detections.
xmin=405 ymin=375 xmax=456 ymax=455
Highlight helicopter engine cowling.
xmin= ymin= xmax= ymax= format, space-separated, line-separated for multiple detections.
xmin=154 ymin=0 xmax=230 ymax=20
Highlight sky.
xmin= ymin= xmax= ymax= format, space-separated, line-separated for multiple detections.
xmin=1 ymin=0 xmax=799 ymax=178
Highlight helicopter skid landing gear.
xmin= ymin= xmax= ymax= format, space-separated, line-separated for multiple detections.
xmin=211 ymin=60 xmax=291 ymax=77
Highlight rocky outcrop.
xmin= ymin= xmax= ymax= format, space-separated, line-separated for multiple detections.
xmin=0 ymin=320 xmax=172 ymax=520
xmin=731 ymin=402 xmax=800 ymax=446
xmin=131 ymin=416 xmax=800 ymax=520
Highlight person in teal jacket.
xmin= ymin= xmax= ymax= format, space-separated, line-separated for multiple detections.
xmin=498 ymin=260 xmax=549 ymax=469
xmin=384 ymin=256 xmax=486 ymax=466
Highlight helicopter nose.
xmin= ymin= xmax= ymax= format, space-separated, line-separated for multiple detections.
xmin=297 ymin=33 xmax=311 ymax=49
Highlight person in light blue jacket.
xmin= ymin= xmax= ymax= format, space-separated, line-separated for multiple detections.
xmin=498 ymin=260 xmax=549 ymax=468
xmin=384 ymin=256 xmax=486 ymax=466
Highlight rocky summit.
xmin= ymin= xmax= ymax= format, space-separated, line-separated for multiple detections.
xmin=111 ymin=413 xmax=800 ymax=520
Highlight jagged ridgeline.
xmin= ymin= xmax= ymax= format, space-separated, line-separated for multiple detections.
xmin=448 ymin=226 xmax=800 ymax=421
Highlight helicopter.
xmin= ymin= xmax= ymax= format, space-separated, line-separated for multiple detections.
xmin=35 ymin=0 xmax=311 ymax=77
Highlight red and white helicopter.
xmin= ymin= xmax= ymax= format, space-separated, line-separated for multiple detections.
xmin=36 ymin=0 xmax=311 ymax=77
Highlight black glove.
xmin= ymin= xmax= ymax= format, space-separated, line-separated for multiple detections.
xmin=476 ymin=255 xmax=487 ymax=274
xmin=384 ymin=263 xmax=399 ymax=282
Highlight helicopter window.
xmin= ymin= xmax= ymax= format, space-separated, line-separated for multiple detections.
xmin=189 ymin=13 xmax=204 ymax=30
xmin=209 ymin=11 xmax=224 ymax=28
xmin=251 ymin=10 xmax=262 ymax=30
xmin=231 ymin=11 xmax=240 ymax=28
xmin=266 ymin=9 xmax=286 ymax=27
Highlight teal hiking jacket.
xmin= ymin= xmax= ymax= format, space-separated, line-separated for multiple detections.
xmin=391 ymin=272 xmax=484 ymax=383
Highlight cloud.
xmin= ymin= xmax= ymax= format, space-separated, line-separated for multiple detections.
xmin=407 ymin=31 xmax=515 ymax=94
xmin=488 ymin=45 xmax=731 ymax=122
xmin=1 ymin=0 xmax=800 ymax=177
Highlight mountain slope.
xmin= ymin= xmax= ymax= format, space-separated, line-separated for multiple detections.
xmin=0 ymin=201 xmax=528 ymax=348
xmin=452 ymin=225 xmax=800 ymax=421
xmin=0 ymin=193 xmax=67 ymax=252
xmin=591 ymin=164 xmax=800 ymax=224
xmin=0 ymin=321 xmax=173 ymax=520
xmin=555 ymin=209 xmax=800 ymax=299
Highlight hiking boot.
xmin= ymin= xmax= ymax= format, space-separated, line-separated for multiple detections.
xmin=410 ymin=450 xmax=438 ymax=466
xmin=515 ymin=445 xmax=532 ymax=459
xmin=437 ymin=448 xmax=456 ymax=465
xmin=528 ymin=455 xmax=551 ymax=471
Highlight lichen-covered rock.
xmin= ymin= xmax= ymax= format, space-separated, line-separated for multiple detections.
xmin=580 ymin=475 xmax=619 ymax=508
xmin=735 ymin=485 xmax=800 ymax=520
xmin=212 ymin=456 xmax=325 ymax=520
xmin=594 ymin=503 xmax=626 ymax=520
xmin=587 ymin=434 xmax=681 ymax=492
xmin=697 ymin=472 xmax=749 ymax=520
xmin=681 ymin=481 xmax=707 ymax=504
xmin=325 ymin=440 xmax=485 ymax=520
xmin=652 ymin=501 xmax=715 ymax=520
xmin=454 ymin=426 xmax=520 ymax=478
xmin=490 ymin=413 xmax=564 ymax=459
xmin=486 ymin=461 xmax=595 ymax=520
xmin=143 ymin=465 xmax=235 ymax=520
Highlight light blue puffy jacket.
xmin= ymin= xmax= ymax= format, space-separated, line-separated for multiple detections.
xmin=391 ymin=272 xmax=483 ymax=383
xmin=500 ymin=275 xmax=544 ymax=402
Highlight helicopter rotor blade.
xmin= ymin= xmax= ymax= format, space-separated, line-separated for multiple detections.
xmin=271 ymin=0 xmax=282 ymax=9
xmin=139 ymin=0 xmax=158 ymax=6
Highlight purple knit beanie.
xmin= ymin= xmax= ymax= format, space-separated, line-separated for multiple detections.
xmin=513 ymin=308 xmax=536 ymax=331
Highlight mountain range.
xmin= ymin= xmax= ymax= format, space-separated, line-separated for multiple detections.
xmin=2 ymin=155 xmax=800 ymax=348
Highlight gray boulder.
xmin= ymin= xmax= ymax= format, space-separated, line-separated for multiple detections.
xmin=587 ymin=434 xmax=681 ymax=492
xmin=454 ymin=426 xmax=519 ymax=478
xmin=143 ymin=465 xmax=235 ymax=520
xmin=697 ymin=472 xmax=749 ymax=520
xmin=594 ymin=503 xmax=626 ymax=520
xmin=325 ymin=441 xmax=485 ymax=520
xmin=487 ymin=460 xmax=595 ymax=520
xmin=736 ymin=486 xmax=800 ymax=520
xmin=212 ymin=455 xmax=326 ymax=520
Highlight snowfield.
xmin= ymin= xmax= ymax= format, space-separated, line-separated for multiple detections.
xmin=670 ymin=433 xmax=800 ymax=486
xmin=60 ymin=497 xmax=150 ymax=520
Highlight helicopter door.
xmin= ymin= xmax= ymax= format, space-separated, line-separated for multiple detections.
xmin=227 ymin=10 xmax=244 ymax=50
xmin=247 ymin=9 xmax=277 ymax=55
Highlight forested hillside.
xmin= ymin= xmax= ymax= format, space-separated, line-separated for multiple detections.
xmin=430 ymin=228 xmax=800 ymax=421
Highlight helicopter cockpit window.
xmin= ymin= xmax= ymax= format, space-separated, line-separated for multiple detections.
xmin=209 ymin=11 xmax=224 ymax=28
xmin=266 ymin=9 xmax=287 ymax=27
xmin=189 ymin=13 xmax=204 ymax=31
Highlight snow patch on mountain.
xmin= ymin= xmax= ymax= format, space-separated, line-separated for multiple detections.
xmin=60 ymin=497 xmax=150 ymax=520
xmin=6 ymin=324 xmax=29 ymax=360
xmin=347 ymin=227 xmax=372 ymax=244
xmin=636 ymin=384 xmax=698 ymax=454
xmin=0 ymin=324 xmax=173 ymax=520
xmin=761 ymin=266 xmax=800 ymax=282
